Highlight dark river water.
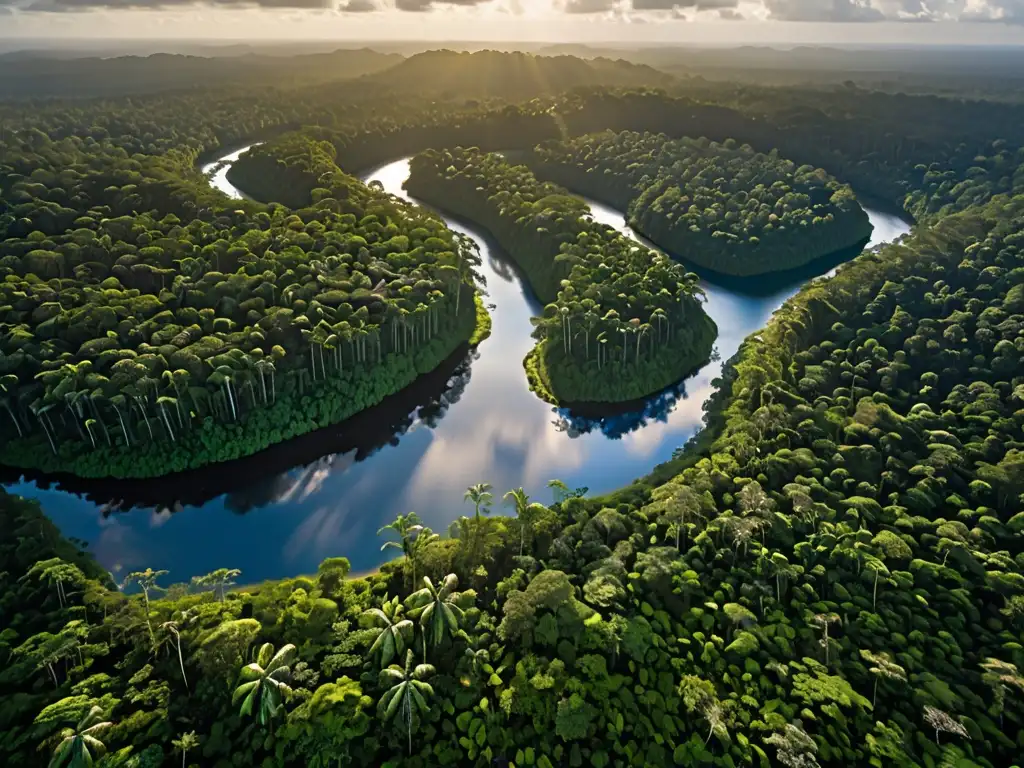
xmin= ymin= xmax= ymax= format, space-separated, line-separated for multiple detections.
xmin=3 ymin=151 xmax=911 ymax=586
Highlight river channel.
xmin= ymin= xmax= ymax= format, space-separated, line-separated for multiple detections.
xmin=3 ymin=149 xmax=911 ymax=585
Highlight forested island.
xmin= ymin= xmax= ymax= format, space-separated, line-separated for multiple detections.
xmin=405 ymin=148 xmax=716 ymax=404
xmin=1 ymin=47 xmax=1023 ymax=768
xmin=530 ymin=130 xmax=873 ymax=277
xmin=0 ymin=123 xmax=486 ymax=479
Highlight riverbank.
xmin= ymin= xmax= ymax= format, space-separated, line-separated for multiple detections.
xmin=8 ymin=155 xmax=909 ymax=585
xmin=527 ymin=143 xmax=876 ymax=279
xmin=405 ymin=148 xmax=718 ymax=405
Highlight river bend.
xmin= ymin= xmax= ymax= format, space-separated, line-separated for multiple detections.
xmin=4 ymin=150 xmax=911 ymax=584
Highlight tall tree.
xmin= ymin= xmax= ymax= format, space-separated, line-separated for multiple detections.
xmin=765 ymin=722 xmax=820 ymax=768
xmin=860 ymin=649 xmax=906 ymax=708
xmin=406 ymin=574 xmax=469 ymax=661
xmin=192 ymin=568 xmax=242 ymax=602
xmin=160 ymin=609 xmax=197 ymax=693
xmin=172 ymin=731 xmax=200 ymax=768
xmin=503 ymin=488 xmax=548 ymax=557
xmin=678 ymin=675 xmax=727 ymax=746
xmin=22 ymin=558 xmax=85 ymax=609
xmin=980 ymin=658 xmax=1024 ymax=725
xmin=922 ymin=706 xmax=968 ymax=745
xmin=378 ymin=649 xmax=436 ymax=756
xmin=378 ymin=512 xmax=437 ymax=591
xmin=464 ymin=482 xmax=494 ymax=563
xmin=124 ymin=568 xmax=168 ymax=653
xmin=464 ymin=482 xmax=493 ymax=519
xmin=811 ymin=613 xmax=840 ymax=666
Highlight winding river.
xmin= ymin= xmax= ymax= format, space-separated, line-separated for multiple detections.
xmin=3 ymin=149 xmax=911 ymax=585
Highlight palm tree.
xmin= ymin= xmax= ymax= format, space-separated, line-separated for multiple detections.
xmin=172 ymin=731 xmax=200 ymax=768
xmin=378 ymin=512 xmax=438 ymax=591
xmin=379 ymin=649 xmax=435 ymax=755
xmin=232 ymin=642 xmax=296 ymax=727
xmin=109 ymin=394 xmax=133 ymax=447
xmin=22 ymin=557 xmax=84 ymax=608
xmin=161 ymin=609 xmax=197 ymax=692
xmin=48 ymin=704 xmax=112 ymax=768
xmin=156 ymin=396 xmax=178 ymax=442
xmin=192 ymin=568 xmax=242 ymax=602
xmin=547 ymin=478 xmax=571 ymax=504
xmin=811 ymin=613 xmax=840 ymax=665
xmin=364 ymin=595 xmax=413 ymax=668
xmin=864 ymin=556 xmax=891 ymax=611
xmin=980 ymin=658 xmax=1024 ymax=726
xmin=124 ymin=568 xmax=168 ymax=652
xmin=503 ymin=488 xmax=548 ymax=557
xmin=406 ymin=574 xmax=469 ymax=661
xmin=860 ymin=649 xmax=906 ymax=708
xmin=0 ymin=374 xmax=23 ymax=437
xmin=464 ymin=483 xmax=493 ymax=520
xmin=463 ymin=483 xmax=493 ymax=562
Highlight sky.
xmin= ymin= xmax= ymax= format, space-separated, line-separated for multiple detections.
xmin=2 ymin=0 xmax=1024 ymax=45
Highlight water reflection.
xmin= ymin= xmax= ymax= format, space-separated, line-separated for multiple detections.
xmin=4 ymin=152 xmax=912 ymax=586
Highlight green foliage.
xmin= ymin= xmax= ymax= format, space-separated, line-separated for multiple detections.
xmin=3 ymin=53 xmax=1024 ymax=768
xmin=0 ymin=130 xmax=485 ymax=479
xmin=531 ymin=129 xmax=873 ymax=277
xmin=406 ymin=147 xmax=716 ymax=403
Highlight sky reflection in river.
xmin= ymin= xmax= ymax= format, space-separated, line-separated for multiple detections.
xmin=5 ymin=154 xmax=911 ymax=585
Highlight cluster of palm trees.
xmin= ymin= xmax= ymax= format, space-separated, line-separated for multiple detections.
xmin=221 ymin=572 xmax=469 ymax=756
xmin=364 ymin=574 xmax=468 ymax=754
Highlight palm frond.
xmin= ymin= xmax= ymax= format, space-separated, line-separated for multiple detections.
xmin=267 ymin=643 xmax=296 ymax=671
xmin=232 ymin=679 xmax=259 ymax=704
xmin=255 ymin=642 xmax=274 ymax=668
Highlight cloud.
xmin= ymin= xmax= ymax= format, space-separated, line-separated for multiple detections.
xmin=339 ymin=0 xmax=378 ymax=8
xmin=395 ymin=0 xmax=488 ymax=10
xmin=763 ymin=0 xmax=884 ymax=21
xmin=962 ymin=0 xmax=1024 ymax=22
xmin=718 ymin=5 xmax=742 ymax=15
xmin=560 ymin=0 xmax=618 ymax=12
xmin=23 ymin=0 xmax=337 ymax=9
xmin=626 ymin=0 xmax=741 ymax=7
xmin=632 ymin=0 xmax=738 ymax=8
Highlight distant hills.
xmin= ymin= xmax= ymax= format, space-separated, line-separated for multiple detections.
xmin=0 ymin=47 xmax=675 ymax=101
xmin=3 ymin=42 xmax=1022 ymax=103
xmin=0 ymin=48 xmax=402 ymax=99
xmin=359 ymin=49 xmax=675 ymax=100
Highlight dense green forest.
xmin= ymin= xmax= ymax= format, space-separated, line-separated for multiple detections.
xmin=405 ymin=147 xmax=716 ymax=404
xmin=0 ymin=112 xmax=486 ymax=478
xmin=529 ymin=130 xmax=873 ymax=277
xmin=2 ymin=191 xmax=1023 ymax=767
xmin=553 ymin=89 xmax=1024 ymax=225
xmin=1 ymin=47 xmax=1024 ymax=768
